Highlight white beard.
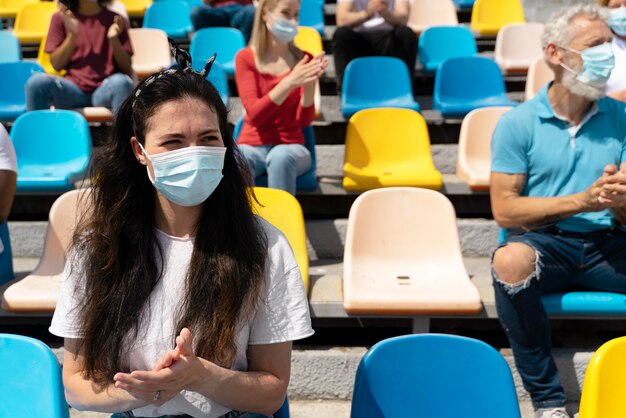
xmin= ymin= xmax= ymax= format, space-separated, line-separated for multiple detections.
xmin=561 ymin=67 xmax=606 ymax=101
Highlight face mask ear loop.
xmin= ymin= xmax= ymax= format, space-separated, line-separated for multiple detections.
xmin=135 ymin=141 xmax=156 ymax=183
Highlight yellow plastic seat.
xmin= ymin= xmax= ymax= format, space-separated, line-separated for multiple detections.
xmin=129 ymin=28 xmax=172 ymax=79
xmin=579 ymin=336 xmax=626 ymax=418
xmin=0 ymin=0 xmax=38 ymax=20
xmin=343 ymin=187 xmax=482 ymax=315
xmin=457 ymin=106 xmax=513 ymax=191
xmin=251 ymin=187 xmax=309 ymax=292
xmin=470 ymin=0 xmax=525 ymax=36
xmin=37 ymin=35 xmax=66 ymax=76
xmin=494 ymin=23 xmax=544 ymax=74
xmin=119 ymin=0 xmax=151 ymax=17
xmin=2 ymin=189 xmax=90 ymax=312
xmin=525 ymin=56 xmax=553 ymax=101
xmin=294 ymin=26 xmax=323 ymax=56
xmin=343 ymin=108 xmax=442 ymax=191
xmin=12 ymin=1 xmax=57 ymax=43
xmin=408 ymin=0 xmax=458 ymax=34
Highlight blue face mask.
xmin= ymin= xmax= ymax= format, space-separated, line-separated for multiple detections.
xmin=610 ymin=7 xmax=626 ymax=37
xmin=560 ymin=42 xmax=615 ymax=87
xmin=267 ymin=12 xmax=298 ymax=44
xmin=138 ymin=144 xmax=226 ymax=207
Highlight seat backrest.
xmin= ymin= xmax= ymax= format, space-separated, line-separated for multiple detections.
xmin=0 ymin=222 xmax=14 ymax=285
xmin=350 ymin=334 xmax=521 ymax=418
xmin=525 ymin=56 xmax=553 ymax=101
xmin=435 ymin=56 xmax=507 ymax=101
xmin=471 ymin=0 xmax=525 ymax=32
xmin=38 ymin=35 xmax=66 ymax=76
xmin=294 ymin=26 xmax=323 ymax=56
xmin=0 ymin=334 xmax=70 ymax=418
xmin=10 ymin=110 xmax=91 ymax=169
xmin=408 ymin=0 xmax=458 ymax=32
xmin=13 ymin=1 xmax=57 ymax=33
xmin=251 ymin=187 xmax=309 ymax=290
xmin=142 ymin=1 xmax=191 ymax=34
xmin=298 ymin=0 xmax=324 ymax=33
xmin=107 ymin=0 xmax=130 ymax=23
xmin=190 ymin=27 xmax=245 ymax=69
xmin=0 ymin=0 xmax=38 ymax=14
xmin=494 ymin=22 xmax=544 ymax=70
xmin=342 ymin=57 xmax=414 ymax=102
xmin=0 ymin=61 xmax=44 ymax=104
xmin=418 ymin=26 xmax=477 ymax=72
xmin=579 ymin=336 xmax=626 ymax=418
xmin=128 ymin=28 xmax=172 ymax=78
xmin=0 ymin=31 xmax=21 ymax=62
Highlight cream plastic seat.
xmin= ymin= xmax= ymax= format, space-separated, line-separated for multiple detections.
xmin=3 ymin=189 xmax=90 ymax=312
xmin=129 ymin=28 xmax=172 ymax=79
xmin=494 ymin=22 xmax=544 ymax=74
xmin=457 ymin=106 xmax=513 ymax=190
xmin=525 ymin=56 xmax=553 ymax=101
xmin=343 ymin=187 xmax=482 ymax=315
xmin=72 ymin=106 xmax=113 ymax=122
xmin=107 ymin=0 xmax=129 ymax=24
xmin=408 ymin=0 xmax=458 ymax=34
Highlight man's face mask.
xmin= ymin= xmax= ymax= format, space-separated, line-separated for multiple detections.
xmin=559 ymin=42 xmax=615 ymax=88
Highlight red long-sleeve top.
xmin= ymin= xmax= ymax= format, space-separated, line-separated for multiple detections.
xmin=234 ymin=47 xmax=315 ymax=146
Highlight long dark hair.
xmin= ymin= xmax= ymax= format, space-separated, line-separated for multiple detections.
xmin=60 ymin=0 xmax=110 ymax=13
xmin=72 ymin=68 xmax=267 ymax=385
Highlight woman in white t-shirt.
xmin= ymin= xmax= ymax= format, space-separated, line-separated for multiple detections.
xmin=49 ymin=50 xmax=314 ymax=418
xmin=598 ymin=0 xmax=626 ymax=101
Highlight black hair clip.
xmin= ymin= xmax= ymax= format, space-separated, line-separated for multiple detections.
xmin=167 ymin=37 xmax=216 ymax=78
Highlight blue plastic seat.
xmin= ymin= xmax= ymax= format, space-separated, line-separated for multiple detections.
xmin=418 ymin=26 xmax=477 ymax=74
xmin=351 ymin=334 xmax=521 ymax=418
xmin=341 ymin=56 xmax=419 ymax=119
xmin=142 ymin=0 xmax=192 ymax=39
xmin=190 ymin=27 xmax=245 ymax=76
xmin=11 ymin=110 xmax=92 ymax=193
xmin=454 ymin=0 xmax=475 ymax=9
xmin=233 ymin=118 xmax=318 ymax=191
xmin=0 ymin=333 xmax=70 ymax=418
xmin=299 ymin=0 xmax=324 ymax=35
xmin=0 ymin=61 xmax=44 ymax=122
xmin=0 ymin=222 xmax=14 ymax=286
xmin=433 ymin=56 xmax=517 ymax=118
xmin=0 ymin=31 xmax=21 ymax=63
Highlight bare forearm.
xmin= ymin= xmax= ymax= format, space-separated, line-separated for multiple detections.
xmin=301 ymin=82 xmax=315 ymax=107
xmin=110 ymin=37 xmax=132 ymax=75
xmin=611 ymin=205 xmax=626 ymax=225
xmin=492 ymin=193 xmax=586 ymax=229
xmin=381 ymin=10 xmax=408 ymax=25
xmin=50 ymin=33 xmax=77 ymax=72
xmin=268 ymin=78 xmax=296 ymax=106
xmin=65 ymin=374 xmax=146 ymax=413
xmin=337 ymin=9 xmax=370 ymax=27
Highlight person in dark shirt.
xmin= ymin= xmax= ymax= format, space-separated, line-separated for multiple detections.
xmin=191 ymin=0 xmax=256 ymax=42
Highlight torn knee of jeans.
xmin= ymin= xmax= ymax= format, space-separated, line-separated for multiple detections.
xmin=491 ymin=244 xmax=542 ymax=296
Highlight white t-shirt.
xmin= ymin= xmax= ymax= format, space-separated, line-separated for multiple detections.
xmin=608 ymin=36 xmax=626 ymax=94
xmin=338 ymin=0 xmax=406 ymax=32
xmin=50 ymin=218 xmax=314 ymax=418
xmin=0 ymin=125 xmax=17 ymax=174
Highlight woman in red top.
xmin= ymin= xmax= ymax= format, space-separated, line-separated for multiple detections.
xmin=235 ymin=0 xmax=327 ymax=195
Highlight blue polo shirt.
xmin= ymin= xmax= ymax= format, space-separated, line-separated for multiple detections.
xmin=491 ymin=85 xmax=626 ymax=232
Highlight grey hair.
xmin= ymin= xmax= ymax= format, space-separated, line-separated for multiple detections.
xmin=541 ymin=4 xmax=610 ymax=53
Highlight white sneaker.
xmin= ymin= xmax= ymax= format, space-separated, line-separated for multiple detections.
xmin=534 ymin=407 xmax=570 ymax=418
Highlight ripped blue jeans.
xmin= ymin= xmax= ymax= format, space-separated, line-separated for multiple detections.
xmin=492 ymin=228 xmax=626 ymax=408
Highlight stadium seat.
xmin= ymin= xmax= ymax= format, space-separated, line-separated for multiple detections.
xmin=470 ymin=0 xmax=525 ymax=36
xmin=343 ymin=187 xmax=481 ymax=315
xmin=0 ymin=0 xmax=38 ymax=20
xmin=72 ymin=106 xmax=113 ymax=123
xmin=12 ymin=1 xmax=57 ymax=43
xmin=0 ymin=222 xmax=14 ymax=286
xmin=0 ymin=61 xmax=44 ymax=122
xmin=433 ymin=56 xmax=517 ymax=119
xmin=10 ymin=110 xmax=92 ymax=192
xmin=233 ymin=119 xmax=318 ymax=191
xmin=107 ymin=0 xmax=130 ymax=23
xmin=119 ymin=0 xmax=151 ymax=17
xmin=251 ymin=187 xmax=310 ymax=291
xmin=453 ymin=0 xmax=475 ymax=9
xmin=129 ymin=28 xmax=172 ymax=79
xmin=579 ymin=336 xmax=626 ymax=418
xmin=343 ymin=108 xmax=441 ymax=191
xmin=294 ymin=26 xmax=323 ymax=56
xmin=525 ymin=56 xmax=553 ymax=101
xmin=0 ymin=334 xmax=70 ymax=418
xmin=350 ymin=334 xmax=521 ymax=418
xmin=299 ymin=0 xmax=324 ymax=35
xmin=142 ymin=0 xmax=192 ymax=40
xmin=494 ymin=22 xmax=544 ymax=74
xmin=418 ymin=26 xmax=477 ymax=74
xmin=38 ymin=35 xmax=66 ymax=76
xmin=341 ymin=57 xmax=419 ymax=119
xmin=2 ymin=189 xmax=88 ymax=312
xmin=408 ymin=0 xmax=458 ymax=34
xmin=190 ymin=27 xmax=245 ymax=76
xmin=0 ymin=31 xmax=21 ymax=62
xmin=456 ymin=106 xmax=513 ymax=191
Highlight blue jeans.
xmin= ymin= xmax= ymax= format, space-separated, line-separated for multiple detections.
xmin=239 ymin=143 xmax=311 ymax=196
xmin=491 ymin=228 xmax=626 ymax=408
xmin=111 ymin=411 xmax=271 ymax=417
xmin=25 ymin=72 xmax=134 ymax=114
xmin=190 ymin=4 xmax=256 ymax=42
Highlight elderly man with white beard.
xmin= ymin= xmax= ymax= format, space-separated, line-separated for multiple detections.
xmin=489 ymin=5 xmax=626 ymax=418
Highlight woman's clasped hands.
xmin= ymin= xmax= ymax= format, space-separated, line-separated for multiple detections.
xmin=286 ymin=52 xmax=328 ymax=88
